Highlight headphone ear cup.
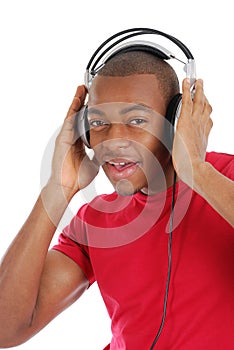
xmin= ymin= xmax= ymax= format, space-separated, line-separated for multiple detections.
xmin=166 ymin=93 xmax=182 ymax=126
xmin=165 ymin=93 xmax=182 ymax=147
xmin=76 ymin=105 xmax=91 ymax=148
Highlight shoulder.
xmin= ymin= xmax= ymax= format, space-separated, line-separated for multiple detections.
xmin=206 ymin=151 xmax=234 ymax=179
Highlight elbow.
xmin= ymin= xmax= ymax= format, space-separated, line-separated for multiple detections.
xmin=0 ymin=336 xmax=31 ymax=349
xmin=0 ymin=339 xmax=24 ymax=349
xmin=0 ymin=335 xmax=26 ymax=349
xmin=0 ymin=325 xmax=33 ymax=349
xmin=0 ymin=307 xmax=38 ymax=348
xmin=0 ymin=342 xmax=17 ymax=349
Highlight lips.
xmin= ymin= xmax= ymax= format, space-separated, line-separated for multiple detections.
xmin=105 ymin=158 xmax=140 ymax=181
xmin=108 ymin=161 xmax=136 ymax=170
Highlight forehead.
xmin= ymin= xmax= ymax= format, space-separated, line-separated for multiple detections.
xmin=88 ymin=74 xmax=166 ymax=114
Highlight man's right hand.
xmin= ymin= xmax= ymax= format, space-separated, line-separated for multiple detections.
xmin=0 ymin=85 xmax=93 ymax=349
xmin=49 ymin=85 xmax=99 ymax=199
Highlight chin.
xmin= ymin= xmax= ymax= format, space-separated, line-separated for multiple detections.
xmin=115 ymin=179 xmax=142 ymax=196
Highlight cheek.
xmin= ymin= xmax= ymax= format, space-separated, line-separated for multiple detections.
xmin=142 ymin=136 xmax=171 ymax=174
xmin=142 ymin=133 xmax=165 ymax=156
xmin=89 ymin=130 xmax=101 ymax=149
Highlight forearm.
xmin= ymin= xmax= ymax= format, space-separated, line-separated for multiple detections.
xmin=173 ymin=80 xmax=233 ymax=227
xmin=193 ymin=162 xmax=234 ymax=227
xmin=0 ymin=182 xmax=73 ymax=338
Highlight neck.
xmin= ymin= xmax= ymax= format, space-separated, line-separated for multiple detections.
xmin=141 ymin=159 xmax=176 ymax=196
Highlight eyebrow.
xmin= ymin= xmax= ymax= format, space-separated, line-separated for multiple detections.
xmin=88 ymin=107 xmax=105 ymax=116
xmin=88 ymin=103 xmax=153 ymax=117
xmin=119 ymin=103 xmax=153 ymax=115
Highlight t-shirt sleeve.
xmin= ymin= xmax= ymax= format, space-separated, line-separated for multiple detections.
xmin=52 ymin=205 xmax=95 ymax=286
xmin=206 ymin=152 xmax=234 ymax=180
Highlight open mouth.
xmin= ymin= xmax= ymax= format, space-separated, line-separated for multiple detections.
xmin=108 ymin=161 xmax=138 ymax=170
xmin=105 ymin=159 xmax=140 ymax=180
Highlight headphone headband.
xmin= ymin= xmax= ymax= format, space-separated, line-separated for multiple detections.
xmin=85 ymin=27 xmax=196 ymax=90
xmin=79 ymin=28 xmax=196 ymax=149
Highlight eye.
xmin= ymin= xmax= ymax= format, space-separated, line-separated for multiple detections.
xmin=129 ymin=118 xmax=147 ymax=125
xmin=89 ymin=120 xmax=109 ymax=128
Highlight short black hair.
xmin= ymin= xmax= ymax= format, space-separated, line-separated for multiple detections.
xmin=98 ymin=50 xmax=180 ymax=106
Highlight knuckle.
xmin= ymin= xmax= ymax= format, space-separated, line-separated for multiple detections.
xmin=55 ymin=134 xmax=61 ymax=146
xmin=206 ymin=99 xmax=213 ymax=113
xmin=207 ymin=103 xmax=212 ymax=113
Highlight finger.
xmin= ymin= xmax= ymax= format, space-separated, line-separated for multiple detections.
xmin=205 ymin=116 xmax=213 ymax=138
xmin=200 ymin=97 xmax=212 ymax=123
xmin=192 ymin=79 xmax=206 ymax=120
xmin=74 ymin=84 xmax=87 ymax=104
xmin=203 ymin=98 xmax=213 ymax=137
xmin=66 ymin=85 xmax=87 ymax=119
xmin=180 ymin=78 xmax=193 ymax=119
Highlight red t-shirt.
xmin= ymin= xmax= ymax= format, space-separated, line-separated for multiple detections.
xmin=53 ymin=152 xmax=234 ymax=349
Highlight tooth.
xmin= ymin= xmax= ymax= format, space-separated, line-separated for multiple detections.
xmin=109 ymin=161 xmax=126 ymax=165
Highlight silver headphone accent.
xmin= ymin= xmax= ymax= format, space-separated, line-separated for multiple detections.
xmin=79 ymin=28 xmax=196 ymax=148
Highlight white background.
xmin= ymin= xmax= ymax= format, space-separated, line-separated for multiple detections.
xmin=0 ymin=1 xmax=233 ymax=349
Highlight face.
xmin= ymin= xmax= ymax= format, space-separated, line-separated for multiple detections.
xmin=87 ymin=74 xmax=174 ymax=196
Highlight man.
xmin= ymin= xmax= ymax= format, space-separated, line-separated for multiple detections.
xmin=0 ymin=48 xmax=233 ymax=350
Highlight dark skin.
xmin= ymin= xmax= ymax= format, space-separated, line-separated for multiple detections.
xmin=0 ymin=73 xmax=232 ymax=347
xmin=88 ymin=74 xmax=175 ymax=195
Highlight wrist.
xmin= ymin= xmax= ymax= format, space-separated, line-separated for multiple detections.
xmin=41 ymin=180 xmax=76 ymax=227
xmin=45 ymin=179 xmax=77 ymax=202
xmin=192 ymin=161 xmax=213 ymax=195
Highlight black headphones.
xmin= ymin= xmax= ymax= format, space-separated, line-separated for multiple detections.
xmin=77 ymin=28 xmax=196 ymax=148
xmin=76 ymin=28 xmax=196 ymax=349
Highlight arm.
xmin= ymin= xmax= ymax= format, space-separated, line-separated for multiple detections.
xmin=0 ymin=188 xmax=88 ymax=347
xmin=172 ymin=79 xmax=234 ymax=227
xmin=0 ymin=86 xmax=98 ymax=347
xmin=193 ymin=161 xmax=234 ymax=226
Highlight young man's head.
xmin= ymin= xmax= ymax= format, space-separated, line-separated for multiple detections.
xmin=95 ymin=50 xmax=180 ymax=109
xmin=87 ymin=51 xmax=180 ymax=195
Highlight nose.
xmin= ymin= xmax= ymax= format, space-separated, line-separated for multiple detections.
xmin=103 ymin=123 xmax=131 ymax=150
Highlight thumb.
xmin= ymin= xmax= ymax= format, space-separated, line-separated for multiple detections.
xmin=66 ymin=85 xmax=87 ymax=119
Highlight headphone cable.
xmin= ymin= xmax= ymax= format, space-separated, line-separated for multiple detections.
xmin=149 ymin=170 xmax=177 ymax=349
